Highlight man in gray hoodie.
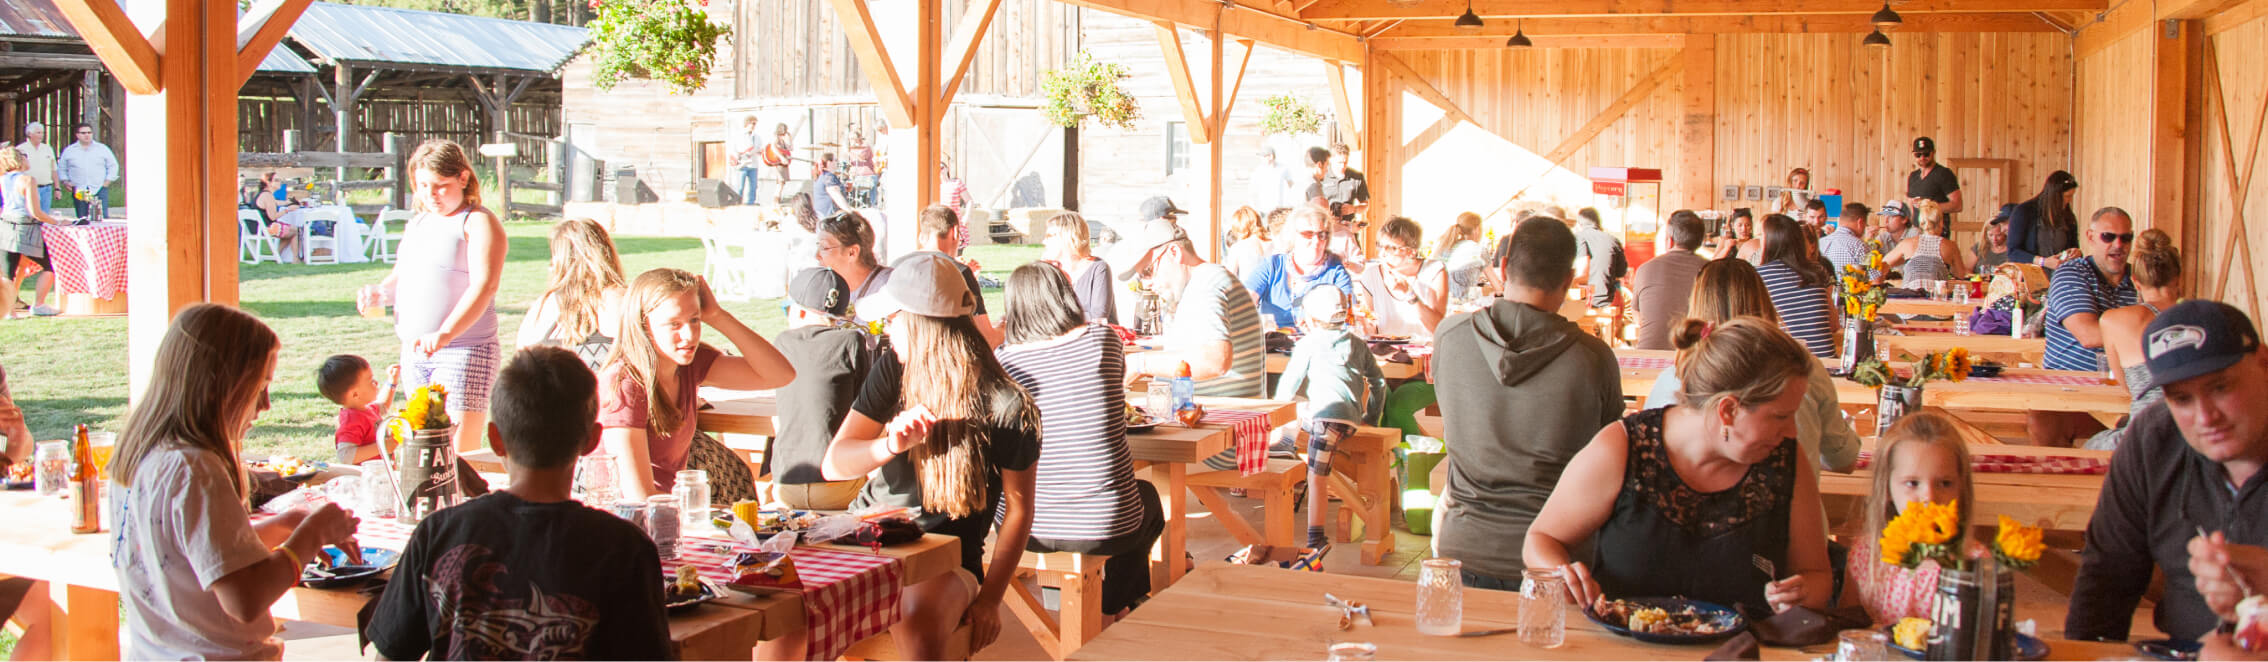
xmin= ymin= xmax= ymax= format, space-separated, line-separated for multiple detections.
xmin=1433 ymin=216 xmax=1625 ymax=590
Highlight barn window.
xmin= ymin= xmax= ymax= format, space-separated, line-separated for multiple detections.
xmin=1165 ymin=121 xmax=1190 ymax=175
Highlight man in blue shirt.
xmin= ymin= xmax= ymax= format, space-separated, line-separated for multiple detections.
xmin=1242 ymin=205 xmax=1354 ymax=328
xmin=2034 ymin=206 xmax=2138 ymax=444
xmin=808 ymin=153 xmax=850 ymax=219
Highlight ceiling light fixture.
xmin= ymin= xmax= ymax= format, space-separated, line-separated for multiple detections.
xmin=1871 ymin=2 xmax=1902 ymax=29
xmin=1863 ymin=28 xmax=1892 ymax=47
xmin=1455 ymin=0 xmax=1483 ymax=28
xmin=1506 ymin=20 xmax=1532 ymax=47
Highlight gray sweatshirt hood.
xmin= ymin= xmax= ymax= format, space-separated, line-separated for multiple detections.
xmin=1463 ymin=299 xmax=1580 ymax=388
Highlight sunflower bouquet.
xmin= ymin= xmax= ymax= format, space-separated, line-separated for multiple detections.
xmin=1839 ymin=258 xmax=1889 ymax=323
xmin=398 ymin=385 xmax=452 ymax=432
xmin=1852 ymin=347 xmax=1972 ymax=389
xmin=1879 ymin=501 xmax=2047 ymax=571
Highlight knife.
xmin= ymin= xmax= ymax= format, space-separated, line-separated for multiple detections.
xmin=1457 ymin=626 xmax=1520 ymax=638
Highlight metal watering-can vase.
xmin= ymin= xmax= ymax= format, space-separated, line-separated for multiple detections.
xmin=374 ymin=416 xmax=463 ymax=524
xmin=1927 ymin=558 xmax=2016 ymax=661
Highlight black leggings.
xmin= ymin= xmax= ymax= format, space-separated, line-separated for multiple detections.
xmin=1024 ymin=480 xmax=1168 ymax=614
xmin=4 ymin=250 xmax=49 ymax=281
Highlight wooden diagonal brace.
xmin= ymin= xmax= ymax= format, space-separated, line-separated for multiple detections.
xmin=825 ymin=0 xmax=916 ymax=129
xmin=235 ymin=0 xmax=313 ymax=87
xmin=52 ymin=0 xmax=162 ymax=94
xmin=1324 ymin=60 xmax=1360 ymax=150
xmin=938 ymin=0 xmax=1004 ymax=108
xmin=1212 ymin=38 xmax=1254 ymax=139
xmin=2203 ymin=41 xmax=2263 ymax=301
xmin=1493 ymin=56 xmax=1684 ymax=212
xmin=1374 ymin=51 xmax=1475 ymax=127
xmin=1156 ymin=21 xmax=1212 ymax=144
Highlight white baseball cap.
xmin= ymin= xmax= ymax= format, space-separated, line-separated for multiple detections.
xmin=861 ymin=252 xmax=977 ymax=320
xmin=1108 ymin=219 xmax=1190 ymax=281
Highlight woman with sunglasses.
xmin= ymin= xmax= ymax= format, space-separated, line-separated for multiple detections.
xmin=1242 ymin=205 xmax=1355 ymax=329
xmin=1355 ymin=215 xmax=1447 ymax=338
xmin=813 ymin=211 xmax=894 ymax=324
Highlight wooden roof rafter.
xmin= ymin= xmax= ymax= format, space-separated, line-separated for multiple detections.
xmin=1056 ymin=0 xmax=1362 ymax=62
xmin=1369 ymin=11 xmax=2062 ymax=40
xmin=1296 ymin=0 xmax=2106 ymax=21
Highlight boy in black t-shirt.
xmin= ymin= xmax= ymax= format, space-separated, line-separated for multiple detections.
xmin=366 ymin=347 xmax=671 ymax=661
xmin=768 ymin=268 xmax=870 ymax=509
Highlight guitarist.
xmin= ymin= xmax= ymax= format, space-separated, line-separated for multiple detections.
xmin=731 ymin=116 xmax=763 ymax=205
xmin=764 ymin=123 xmax=795 ymax=203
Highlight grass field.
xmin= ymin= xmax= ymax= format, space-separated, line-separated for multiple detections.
xmin=2 ymin=221 xmax=1038 ymax=463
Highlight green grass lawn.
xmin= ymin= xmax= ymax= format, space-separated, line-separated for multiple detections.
xmin=3 ymin=221 xmax=1038 ymax=463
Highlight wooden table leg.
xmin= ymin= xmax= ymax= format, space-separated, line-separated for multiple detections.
xmin=1143 ymin=463 xmax=1189 ymax=591
xmin=45 ymin=582 xmax=120 ymax=661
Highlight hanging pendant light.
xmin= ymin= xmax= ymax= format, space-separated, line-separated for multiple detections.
xmin=1455 ymin=0 xmax=1484 ymax=28
xmin=1506 ymin=20 xmax=1532 ymax=47
xmin=1863 ymin=28 xmax=1892 ymax=48
xmin=1870 ymin=2 xmax=1902 ymax=29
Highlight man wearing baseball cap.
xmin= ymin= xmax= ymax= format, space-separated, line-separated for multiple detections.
xmin=767 ymin=268 xmax=870 ymax=510
xmin=1870 ymin=199 xmax=1916 ymax=246
xmin=1111 ymin=217 xmax=1266 ymax=399
xmin=1904 ymin=136 xmax=1963 ymax=233
xmin=2068 ymin=300 xmax=2268 ymax=644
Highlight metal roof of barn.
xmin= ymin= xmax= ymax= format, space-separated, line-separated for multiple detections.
xmin=289 ymin=2 xmax=589 ymax=75
xmin=0 ymin=0 xmax=319 ymax=73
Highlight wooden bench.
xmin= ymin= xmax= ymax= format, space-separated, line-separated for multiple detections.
xmin=1001 ymin=550 xmax=1112 ymax=660
xmin=1329 ymin=426 xmax=1399 ymax=565
xmin=1185 ymin=458 xmax=1307 ymax=548
xmin=838 ymin=621 xmax=976 ymax=661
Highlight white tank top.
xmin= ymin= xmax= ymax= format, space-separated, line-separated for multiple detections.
xmin=394 ymin=206 xmax=499 ymax=345
xmin=1360 ymin=260 xmax=1445 ymax=339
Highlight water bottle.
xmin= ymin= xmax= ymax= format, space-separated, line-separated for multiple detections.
xmin=1170 ymin=361 xmax=1196 ymax=423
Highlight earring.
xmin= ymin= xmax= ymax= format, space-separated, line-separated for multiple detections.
xmin=1722 ymin=426 xmax=1730 ymax=444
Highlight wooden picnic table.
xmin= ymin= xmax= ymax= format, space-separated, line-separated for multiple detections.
xmin=1121 ymin=395 xmax=1300 ymax=587
xmin=1880 ymin=298 xmax=1982 ymax=317
xmin=1069 ymin=563 xmax=2131 ymax=660
xmin=1126 ymin=343 xmax=1430 ymax=382
xmin=0 ymin=489 xmax=958 ymax=660
xmin=1875 ymin=332 xmax=2047 ymax=366
xmin=1613 ymin=350 xmax=2128 ymax=423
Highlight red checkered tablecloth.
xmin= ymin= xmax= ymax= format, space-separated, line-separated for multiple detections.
xmin=1969 ymin=371 xmax=2107 ymax=386
xmin=41 ymin=222 xmax=127 ymax=300
xmin=1619 ymin=355 xmax=1675 ymax=371
xmin=1853 ymin=451 xmax=2108 ymax=475
xmin=1202 ymin=409 xmax=1275 ymax=476
xmin=670 ymin=531 xmax=904 ymax=661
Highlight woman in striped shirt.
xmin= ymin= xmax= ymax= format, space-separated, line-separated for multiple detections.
xmin=996 ymin=264 xmax=1165 ymax=621
xmin=1758 ymin=214 xmax=1838 ymax=357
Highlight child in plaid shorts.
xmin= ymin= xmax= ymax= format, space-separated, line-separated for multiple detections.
xmin=1275 ymin=288 xmax=1387 ymax=549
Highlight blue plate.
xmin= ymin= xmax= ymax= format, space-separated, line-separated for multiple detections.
xmin=1584 ymin=598 xmax=1746 ymax=645
xmin=1884 ymin=625 xmax=2049 ymax=661
xmin=300 ymin=547 xmax=398 ymax=589
xmin=2134 ymin=638 xmax=2201 ymax=661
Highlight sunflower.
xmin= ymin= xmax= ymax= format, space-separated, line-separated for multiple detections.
xmin=1867 ymin=251 xmax=1886 ymax=273
xmin=400 ymin=385 xmax=453 ymax=431
xmin=1946 ymin=348 xmax=1972 ymax=382
xmin=1881 ymin=499 xmax=1964 ymax=568
xmin=1845 ymin=297 xmax=1862 ymax=318
xmin=1842 ymin=275 xmax=1863 ymax=293
xmin=1860 ymin=302 xmax=1879 ymax=322
xmin=1993 ymin=515 xmax=2046 ymax=569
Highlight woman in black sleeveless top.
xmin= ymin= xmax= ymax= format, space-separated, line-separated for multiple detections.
xmin=1524 ymin=317 xmax=1832 ymax=614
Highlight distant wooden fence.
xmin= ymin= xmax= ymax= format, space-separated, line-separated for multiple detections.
xmin=238 ymin=94 xmax=561 ymax=169
xmin=239 ymin=130 xmax=411 ymax=217
xmin=494 ymin=130 xmax=568 ymax=219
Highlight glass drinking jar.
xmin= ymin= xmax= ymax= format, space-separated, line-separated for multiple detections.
xmin=1146 ymin=381 xmax=1172 ymax=422
xmin=673 ymin=470 xmax=712 ymax=527
xmin=575 ymin=452 xmax=618 ymax=506
xmin=1837 ymin=628 xmax=1889 ymax=661
xmin=1415 ymin=558 xmax=1463 ymax=636
xmin=34 ymin=440 xmax=70 ymax=497
xmin=645 ymin=495 xmax=682 ymax=560
xmin=1954 ymin=312 xmax=1971 ymax=337
xmin=359 ymin=460 xmax=398 ymax=518
xmin=1518 ymin=567 xmax=1567 ymax=648
xmin=1325 ymin=642 xmax=1376 ymax=661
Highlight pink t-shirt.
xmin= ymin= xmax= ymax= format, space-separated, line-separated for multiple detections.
xmin=336 ymin=404 xmax=382 ymax=447
xmin=1848 ymin=537 xmax=1986 ymax=624
xmin=597 ymin=345 xmax=720 ymax=493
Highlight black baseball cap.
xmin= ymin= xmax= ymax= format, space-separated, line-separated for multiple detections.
xmin=1991 ymin=203 xmax=2017 ymax=224
xmin=1913 ymin=136 xmax=1936 ymax=155
xmin=2143 ymin=300 xmax=2263 ymax=391
xmin=787 ymin=267 xmax=852 ymax=317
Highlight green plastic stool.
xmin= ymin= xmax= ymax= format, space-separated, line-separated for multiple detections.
xmin=1381 ymin=382 xmax=1436 ymax=438
xmin=1381 ymin=382 xmax=1440 ymax=534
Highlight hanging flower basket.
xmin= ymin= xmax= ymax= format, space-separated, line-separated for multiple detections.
xmin=1259 ymin=94 xmax=1323 ymax=136
xmin=586 ymin=0 xmax=733 ymax=94
xmin=1040 ymin=52 xmax=1140 ymax=130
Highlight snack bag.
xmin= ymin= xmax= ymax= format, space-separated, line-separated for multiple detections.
xmin=728 ymin=532 xmax=801 ymax=591
xmin=1225 ymin=544 xmax=1326 ymax=573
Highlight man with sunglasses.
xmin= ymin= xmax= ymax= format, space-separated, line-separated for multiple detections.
xmin=1243 ymin=206 xmax=1356 ymax=329
xmin=2033 ymin=207 xmax=2141 ymax=444
xmin=1904 ymin=136 xmax=1963 ymax=233
xmin=1113 ymin=218 xmax=1267 ymax=400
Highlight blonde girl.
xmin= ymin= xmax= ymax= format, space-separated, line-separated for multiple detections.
xmin=1039 ymin=211 xmax=1115 ymax=324
xmin=1884 ymin=199 xmax=1964 ymax=282
xmin=1844 ymin=410 xmax=1977 ymax=624
xmin=598 ymin=268 xmax=795 ymax=504
xmin=516 ymin=218 xmax=627 ymax=369
xmin=1 ymin=147 xmax=62 ymax=318
xmin=109 ymin=304 xmax=361 ymax=659
xmin=1222 ymin=205 xmax=1269 ymax=278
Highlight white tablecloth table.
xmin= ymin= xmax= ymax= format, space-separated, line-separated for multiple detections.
xmin=274 ymin=205 xmax=370 ymax=263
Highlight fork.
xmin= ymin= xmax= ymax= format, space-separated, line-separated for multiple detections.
xmin=1752 ymin=554 xmax=1777 ymax=581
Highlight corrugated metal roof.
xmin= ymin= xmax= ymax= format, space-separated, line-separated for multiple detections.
xmin=0 ymin=0 xmax=84 ymax=41
xmin=1 ymin=0 xmax=318 ymax=74
xmin=290 ymin=2 xmax=589 ymax=74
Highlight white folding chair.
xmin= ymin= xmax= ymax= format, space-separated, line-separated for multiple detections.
xmin=370 ymin=208 xmax=411 ymax=263
xmin=300 ymin=207 xmax=346 ymax=265
xmin=701 ymin=233 xmax=748 ymax=300
xmin=238 ymin=209 xmax=280 ymax=264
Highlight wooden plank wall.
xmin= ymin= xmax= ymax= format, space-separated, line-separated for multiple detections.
xmin=2074 ymin=31 xmax=2153 ymax=223
xmin=735 ymin=0 xmax=1078 ymax=101
xmin=1714 ymin=33 xmax=2073 ymax=230
xmin=1391 ymin=47 xmax=1684 ymax=230
xmin=2197 ymin=15 xmax=2268 ymax=318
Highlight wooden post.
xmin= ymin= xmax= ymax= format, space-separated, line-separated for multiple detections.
xmin=386 ymin=132 xmax=408 ymax=211
xmin=494 ymin=130 xmax=512 ymax=219
xmin=79 ymin=70 xmax=100 ymax=129
xmin=1361 ymin=50 xmax=1394 ymax=253
xmin=2149 ymin=19 xmax=2203 ymax=267
xmin=1678 ymin=37 xmax=1717 ymax=213
xmin=1199 ymin=22 xmax=1225 ymax=261
xmin=333 ymin=64 xmax=353 ymax=182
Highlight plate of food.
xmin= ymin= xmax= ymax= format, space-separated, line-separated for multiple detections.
xmin=1125 ymin=405 xmax=1170 ymax=433
xmin=300 ymin=547 xmax=398 ymax=589
xmin=1585 ymin=597 xmax=1746 ymax=645
xmin=716 ymin=502 xmax=820 ymax=540
xmin=252 ymin=456 xmax=326 ymax=483
xmin=2133 ymin=638 xmax=2201 ymax=661
xmin=1968 ymin=360 xmax=2006 ymax=379
xmin=1884 ymin=618 xmax=2047 ymax=660
xmin=4 ymin=462 xmax=32 ymax=490
xmin=663 ymin=565 xmax=721 ymax=612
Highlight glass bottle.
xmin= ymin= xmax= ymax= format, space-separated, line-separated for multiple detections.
xmin=33 ymin=440 xmax=69 ymax=497
xmin=69 ymin=424 xmax=101 ymax=534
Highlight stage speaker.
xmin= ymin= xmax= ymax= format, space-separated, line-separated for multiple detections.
xmin=695 ymin=178 xmax=741 ymax=207
xmin=613 ymin=168 xmax=659 ymax=204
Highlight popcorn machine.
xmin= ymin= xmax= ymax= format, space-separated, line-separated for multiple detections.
xmin=1587 ymin=167 xmax=1664 ymax=269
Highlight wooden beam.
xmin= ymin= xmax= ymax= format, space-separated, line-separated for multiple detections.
xmin=1201 ymin=21 xmax=1225 ymax=261
xmin=1361 ymin=47 xmax=1396 ymax=257
xmin=2202 ymin=0 xmax=2268 ymax=33
xmin=235 ymin=0 xmax=312 ymax=87
xmin=1678 ymin=38 xmax=1716 ymax=212
xmin=1372 ymin=34 xmax=1686 ymax=48
xmin=1371 ymin=51 xmax=1475 ymax=127
xmin=824 ymin=0 xmax=916 ymax=129
xmin=1400 ymin=113 xmax=1460 ymax=156
xmin=1300 ymin=0 xmax=2104 ymax=21
xmin=2156 ymin=0 xmax=2254 ymax=20
xmin=1324 ymin=60 xmax=1360 ymax=151
xmin=2203 ymin=40 xmax=2265 ymax=302
xmin=2149 ymin=19 xmax=2202 ymax=258
xmin=0 ymin=53 xmax=105 ymax=70
xmin=937 ymin=0 xmax=1004 ymax=107
xmin=51 ymin=0 xmax=161 ymax=94
xmin=1213 ymin=38 xmax=1254 ymax=137
xmin=2075 ymin=0 xmax=2152 ymax=58
xmin=1378 ymin=12 xmax=2058 ymax=37
xmin=1155 ymin=21 xmax=1212 ymax=144
xmin=1050 ymin=0 xmax=1363 ymax=62
xmin=1498 ymin=56 xmax=1682 ymax=205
